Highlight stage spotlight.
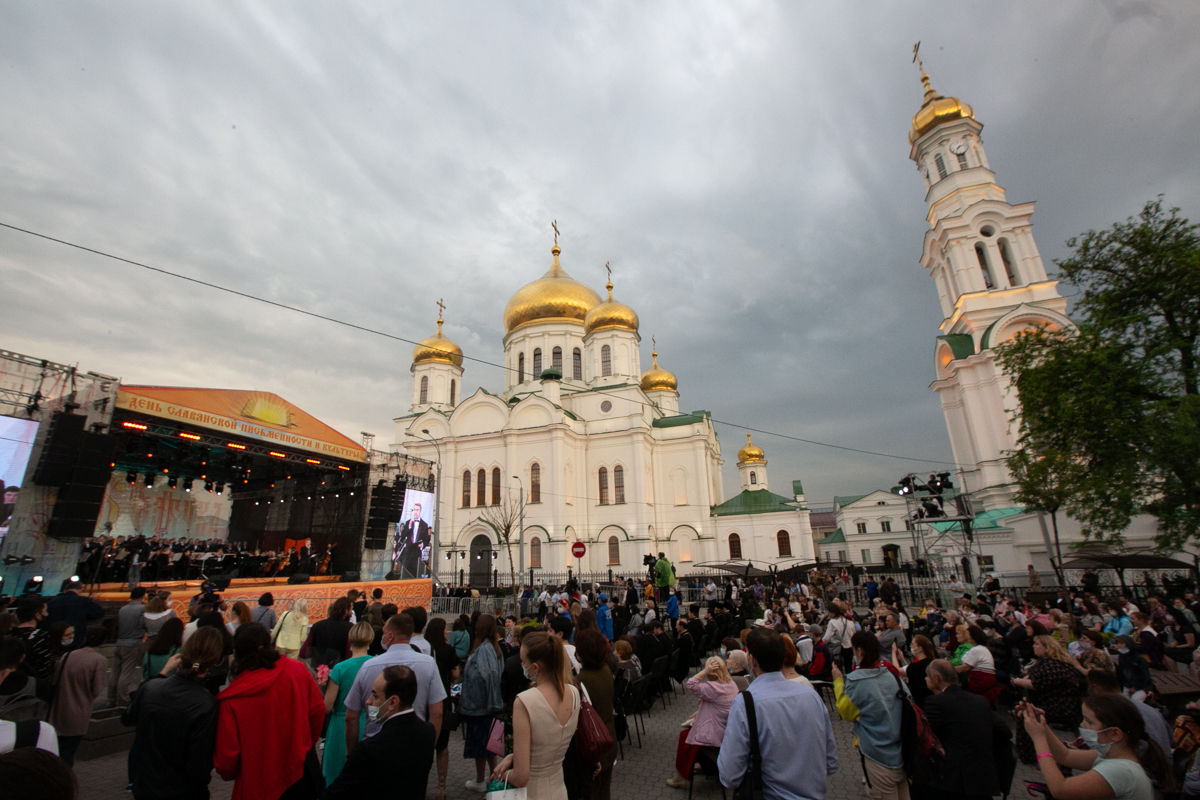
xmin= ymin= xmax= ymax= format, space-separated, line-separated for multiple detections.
xmin=144 ymin=473 xmax=155 ymax=488
xmin=255 ymin=501 xmax=259 ymax=506
xmin=24 ymin=576 xmax=44 ymax=595
xmin=126 ymin=472 xmax=138 ymax=485
xmin=205 ymin=481 xmax=214 ymax=493
xmin=183 ymin=477 xmax=194 ymax=493
xmin=215 ymin=481 xmax=225 ymax=496
xmin=168 ymin=476 xmax=178 ymax=489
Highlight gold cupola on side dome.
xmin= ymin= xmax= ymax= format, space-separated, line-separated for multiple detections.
xmin=908 ymin=65 xmax=973 ymax=144
xmin=503 ymin=230 xmax=603 ymax=333
xmin=412 ymin=301 xmax=463 ymax=367
xmin=640 ymin=341 xmax=677 ymax=393
xmin=737 ymin=433 xmax=765 ymax=464
xmin=584 ymin=264 xmax=639 ymax=335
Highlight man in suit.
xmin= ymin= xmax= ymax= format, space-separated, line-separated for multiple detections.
xmin=325 ymin=664 xmax=435 ymax=800
xmin=44 ymin=579 xmax=105 ymax=650
xmin=920 ymin=658 xmax=1008 ymax=800
xmin=394 ymin=503 xmax=431 ymax=579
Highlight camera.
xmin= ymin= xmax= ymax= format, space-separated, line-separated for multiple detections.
xmin=643 ymin=554 xmax=657 ymax=567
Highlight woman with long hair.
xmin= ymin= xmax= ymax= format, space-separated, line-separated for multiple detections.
xmin=142 ymin=617 xmax=185 ymax=681
xmin=576 ymin=629 xmax=618 ymax=800
xmin=123 ymin=627 xmax=225 ymax=800
xmin=321 ymin=621 xmax=374 ymax=786
xmin=309 ymin=598 xmax=353 ymax=670
xmin=666 ymin=656 xmax=737 ymax=789
xmin=450 ymin=615 xmax=472 ymax=659
xmin=491 ymin=632 xmax=581 ymax=799
xmin=1021 ymin=693 xmax=1176 ymax=799
xmin=902 ymin=634 xmax=938 ymax=710
xmin=1012 ymin=634 xmax=1087 ymax=763
xmin=273 ymin=598 xmax=308 ymax=659
xmin=955 ymin=625 xmax=1001 ymax=706
xmin=194 ymin=611 xmax=234 ymax=695
xmin=226 ymin=602 xmax=252 ymax=634
xmin=215 ymin=623 xmax=324 ymax=800
xmin=426 ymin=617 xmax=461 ymax=799
xmin=461 ymin=614 xmax=504 ymax=792
xmin=142 ymin=594 xmax=177 ymax=639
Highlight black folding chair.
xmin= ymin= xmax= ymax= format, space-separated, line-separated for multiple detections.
xmin=649 ymin=656 xmax=670 ymax=710
xmin=688 ymin=747 xmax=726 ymax=800
xmin=618 ymin=676 xmax=650 ymax=747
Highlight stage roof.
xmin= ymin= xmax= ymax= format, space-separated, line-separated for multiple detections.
xmin=117 ymin=385 xmax=366 ymax=463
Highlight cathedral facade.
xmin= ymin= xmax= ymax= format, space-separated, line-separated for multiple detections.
xmin=393 ymin=243 xmax=815 ymax=582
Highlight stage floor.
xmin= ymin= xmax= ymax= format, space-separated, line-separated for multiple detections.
xmin=88 ymin=576 xmax=432 ymax=623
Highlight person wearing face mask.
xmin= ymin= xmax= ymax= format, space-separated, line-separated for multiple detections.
xmin=1112 ymin=634 xmax=1154 ymax=702
xmin=1020 ymin=693 xmax=1176 ymax=800
xmin=325 ymin=665 xmax=436 ymax=800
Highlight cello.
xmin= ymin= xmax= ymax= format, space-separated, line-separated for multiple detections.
xmin=317 ymin=543 xmax=336 ymax=576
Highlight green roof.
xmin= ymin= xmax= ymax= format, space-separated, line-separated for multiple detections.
xmin=653 ymin=410 xmax=711 ymax=429
xmin=711 ymin=489 xmax=797 ymax=517
xmin=834 ymin=495 xmax=867 ymax=508
xmin=980 ymin=321 xmax=999 ymax=352
xmin=930 ymin=506 xmax=1026 ymax=533
xmin=937 ymin=333 xmax=975 ymax=361
xmin=819 ymin=528 xmax=846 ymax=545
xmin=792 ymin=480 xmax=804 ymax=496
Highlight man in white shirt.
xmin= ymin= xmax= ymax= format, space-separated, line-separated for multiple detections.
xmin=704 ymin=580 xmax=717 ymax=602
xmin=948 ymin=575 xmax=967 ymax=601
xmin=549 ymin=616 xmax=582 ymax=673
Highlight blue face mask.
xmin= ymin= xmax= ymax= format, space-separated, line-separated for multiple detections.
xmin=1079 ymin=726 xmax=1114 ymax=757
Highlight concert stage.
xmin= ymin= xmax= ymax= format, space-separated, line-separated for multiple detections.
xmin=87 ymin=576 xmax=432 ymax=623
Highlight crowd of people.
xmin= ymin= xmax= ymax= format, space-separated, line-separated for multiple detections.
xmin=5 ymin=559 xmax=1200 ymax=800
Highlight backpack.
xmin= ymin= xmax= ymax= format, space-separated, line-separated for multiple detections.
xmin=890 ymin=670 xmax=943 ymax=783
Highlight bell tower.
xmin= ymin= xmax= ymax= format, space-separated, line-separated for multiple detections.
xmin=908 ymin=48 xmax=1072 ymax=510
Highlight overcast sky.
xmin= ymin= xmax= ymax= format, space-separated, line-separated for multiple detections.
xmin=2 ymin=2 xmax=1198 ymax=506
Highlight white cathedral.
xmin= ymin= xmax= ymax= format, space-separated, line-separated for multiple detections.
xmin=394 ymin=245 xmax=816 ymax=580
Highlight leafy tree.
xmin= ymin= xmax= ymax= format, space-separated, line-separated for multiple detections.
xmin=480 ymin=491 xmax=522 ymax=591
xmin=997 ymin=198 xmax=1200 ymax=548
xmin=1007 ymin=447 xmax=1087 ymax=582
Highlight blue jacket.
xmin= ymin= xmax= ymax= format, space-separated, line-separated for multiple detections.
xmin=667 ymin=595 xmax=679 ymax=620
xmin=836 ymin=666 xmax=907 ymax=769
xmin=459 ymin=644 xmax=504 ymax=717
xmin=596 ymin=603 xmax=613 ymax=640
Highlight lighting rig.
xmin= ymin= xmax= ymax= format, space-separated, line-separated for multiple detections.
xmin=897 ymin=471 xmax=985 ymax=583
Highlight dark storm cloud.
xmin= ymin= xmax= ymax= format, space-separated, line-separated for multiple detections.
xmin=1 ymin=2 xmax=1198 ymax=504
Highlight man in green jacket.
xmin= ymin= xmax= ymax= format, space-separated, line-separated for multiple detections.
xmin=655 ymin=552 xmax=675 ymax=602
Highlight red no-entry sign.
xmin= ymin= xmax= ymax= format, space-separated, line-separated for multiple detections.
xmin=571 ymin=541 xmax=587 ymax=558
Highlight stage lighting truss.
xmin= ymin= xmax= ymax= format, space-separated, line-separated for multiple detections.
xmin=897 ymin=470 xmax=984 ymax=577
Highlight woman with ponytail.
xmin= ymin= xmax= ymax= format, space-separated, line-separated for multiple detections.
xmin=1020 ymin=692 xmax=1176 ymax=799
xmin=215 ymin=623 xmax=325 ymax=800
xmin=490 ymin=631 xmax=581 ymax=799
xmin=122 ymin=627 xmax=224 ymax=800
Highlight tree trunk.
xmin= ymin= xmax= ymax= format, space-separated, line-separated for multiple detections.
xmin=1050 ymin=509 xmax=1065 ymax=586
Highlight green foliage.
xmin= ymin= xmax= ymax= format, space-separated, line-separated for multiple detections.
xmin=997 ymin=199 xmax=1200 ymax=548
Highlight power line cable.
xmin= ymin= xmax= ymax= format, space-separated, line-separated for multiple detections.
xmin=0 ymin=220 xmax=966 ymax=469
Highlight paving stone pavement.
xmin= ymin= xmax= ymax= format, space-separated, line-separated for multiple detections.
xmin=72 ymin=674 xmax=1041 ymax=800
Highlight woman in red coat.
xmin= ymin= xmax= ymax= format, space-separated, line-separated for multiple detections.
xmin=215 ymin=623 xmax=325 ymax=800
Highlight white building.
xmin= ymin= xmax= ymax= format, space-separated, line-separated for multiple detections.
xmin=393 ymin=243 xmax=815 ymax=584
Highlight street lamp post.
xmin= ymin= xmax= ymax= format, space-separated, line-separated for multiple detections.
xmin=419 ymin=429 xmax=442 ymax=584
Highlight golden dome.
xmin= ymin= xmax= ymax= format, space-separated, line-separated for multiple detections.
xmin=909 ymin=70 xmax=974 ymax=144
xmin=584 ymin=274 xmax=639 ymax=335
xmin=503 ymin=245 xmax=603 ymax=333
xmin=412 ymin=305 xmax=463 ymax=367
xmin=640 ymin=346 xmax=677 ymax=393
xmin=737 ymin=433 xmax=765 ymax=464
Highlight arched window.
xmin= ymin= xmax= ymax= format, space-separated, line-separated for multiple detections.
xmin=530 ymin=536 xmax=542 ymax=568
xmin=491 ymin=468 xmax=501 ymax=505
xmin=461 ymin=470 xmax=471 ymax=507
xmin=934 ymin=153 xmax=948 ymax=180
xmin=449 ymin=379 xmax=456 ymax=405
xmin=518 ymin=353 xmax=525 ymax=383
xmin=608 ymin=535 xmax=621 ymax=565
xmin=533 ymin=348 xmax=542 ymax=379
xmin=552 ymin=347 xmax=562 ymax=371
xmin=600 ymin=345 xmax=612 ymax=377
xmin=955 ymin=150 xmax=969 ymax=171
xmin=777 ymin=530 xmax=792 ymax=557
xmin=598 ymin=467 xmax=609 ymax=505
xmin=419 ymin=376 xmax=429 ymax=405
xmin=975 ymin=243 xmax=996 ymax=289
xmin=572 ymin=348 xmax=582 ymax=380
xmin=477 ymin=469 xmax=486 ymax=506
xmin=613 ymin=465 xmax=625 ymax=504
xmin=749 ymin=471 xmax=757 ymax=485
xmin=530 ymin=463 xmax=541 ymax=503
xmin=728 ymin=533 xmax=742 ymax=560
xmin=998 ymin=238 xmax=1020 ymax=286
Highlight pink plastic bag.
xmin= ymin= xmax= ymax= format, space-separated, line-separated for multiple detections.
xmin=486 ymin=718 xmax=506 ymax=756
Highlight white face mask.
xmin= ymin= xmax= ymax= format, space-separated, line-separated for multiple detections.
xmin=1079 ymin=726 xmax=1114 ymax=757
xmin=367 ymin=698 xmax=393 ymax=723
xmin=522 ymin=663 xmax=537 ymax=682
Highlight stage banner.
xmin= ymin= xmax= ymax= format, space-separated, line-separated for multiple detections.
xmin=116 ymin=386 xmax=367 ymax=463
xmin=393 ymin=488 xmax=434 ymax=579
xmin=0 ymin=416 xmax=39 ymax=539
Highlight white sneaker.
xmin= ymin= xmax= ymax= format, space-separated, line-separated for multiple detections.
xmin=465 ymin=779 xmax=489 ymax=793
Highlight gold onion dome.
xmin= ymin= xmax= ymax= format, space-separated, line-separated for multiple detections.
xmin=640 ymin=346 xmax=677 ymax=393
xmin=584 ymin=274 xmax=639 ymax=335
xmin=909 ymin=70 xmax=973 ymax=144
xmin=503 ymin=244 xmax=603 ymax=333
xmin=412 ymin=307 xmax=463 ymax=367
xmin=737 ymin=433 xmax=765 ymax=464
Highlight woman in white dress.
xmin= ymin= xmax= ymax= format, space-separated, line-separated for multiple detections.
xmin=492 ymin=632 xmax=580 ymax=800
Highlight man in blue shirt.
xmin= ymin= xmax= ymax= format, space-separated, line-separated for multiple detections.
xmin=595 ymin=593 xmax=613 ymax=641
xmin=719 ymin=628 xmax=839 ymax=799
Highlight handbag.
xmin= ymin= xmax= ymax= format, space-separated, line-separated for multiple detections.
xmin=890 ymin=670 xmax=943 ymax=783
xmin=734 ymin=690 xmax=764 ymax=800
xmin=571 ymin=681 xmax=614 ymax=765
xmin=272 ymin=611 xmax=291 ymax=646
xmin=486 ymin=717 xmax=506 ymax=756
xmin=486 ymin=773 xmax=527 ymax=800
